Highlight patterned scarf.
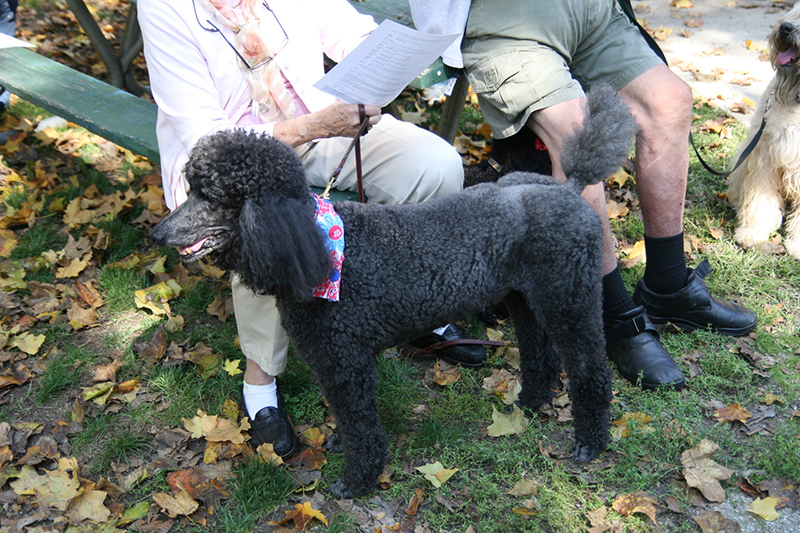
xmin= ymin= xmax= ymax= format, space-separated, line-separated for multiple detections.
xmin=199 ymin=0 xmax=309 ymax=121
xmin=311 ymin=194 xmax=345 ymax=301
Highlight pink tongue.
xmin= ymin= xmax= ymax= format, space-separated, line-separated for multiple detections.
xmin=179 ymin=237 xmax=208 ymax=255
xmin=777 ymin=48 xmax=798 ymax=66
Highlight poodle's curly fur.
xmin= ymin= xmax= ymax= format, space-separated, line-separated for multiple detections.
xmin=728 ymin=3 xmax=800 ymax=259
xmin=151 ymin=86 xmax=637 ymax=499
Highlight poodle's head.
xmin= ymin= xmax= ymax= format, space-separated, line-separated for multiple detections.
xmin=150 ymin=130 xmax=331 ymax=300
xmin=770 ymin=4 xmax=800 ymax=104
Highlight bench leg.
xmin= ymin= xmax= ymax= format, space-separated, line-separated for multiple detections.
xmin=437 ymin=71 xmax=469 ymax=145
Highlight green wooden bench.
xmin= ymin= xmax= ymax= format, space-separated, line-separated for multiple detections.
xmin=0 ymin=0 xmax=466 ymax=194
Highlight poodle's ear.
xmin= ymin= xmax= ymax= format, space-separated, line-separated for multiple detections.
xmin=235 ymin=196 xmax=331 ymax=300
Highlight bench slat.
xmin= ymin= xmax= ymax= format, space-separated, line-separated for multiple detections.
xmin=0 ymin=47 xmax=160 ymax=163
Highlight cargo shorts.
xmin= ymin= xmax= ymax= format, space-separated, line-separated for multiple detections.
xmin=461 ymin=0 xmax=664 ymax=138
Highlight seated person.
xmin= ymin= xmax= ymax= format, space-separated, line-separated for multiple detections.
xmin=139 ymin=0 xmax=487 ymax=457
xmin=411 ymin=0 xmax=757 ymax=391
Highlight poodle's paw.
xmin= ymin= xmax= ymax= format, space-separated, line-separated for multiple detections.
xmin=326 ymin=479 xmax=355 ymax=499
xmin=572 ymin=442 xmax=602 ymax=463
xmin=323 ymin=433 xmax=343 ymax=453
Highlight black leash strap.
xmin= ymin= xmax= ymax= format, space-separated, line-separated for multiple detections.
xmin=617 ymin=0 xmax=764 ymax=177
xmin=320 ymin=104 xmax=370 ymax=202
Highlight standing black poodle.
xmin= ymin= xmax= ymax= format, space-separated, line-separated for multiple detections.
xmin=151 ymin=86 xmax=637 ymax=498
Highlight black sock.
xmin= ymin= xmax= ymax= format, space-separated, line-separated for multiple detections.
xmin=642 ymin=233 xmax=688 ymax=294
xmin=602 ymin=265 xmax=637 ymax=321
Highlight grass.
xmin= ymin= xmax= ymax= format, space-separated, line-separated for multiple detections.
xmin=2 ymin=86 xmax=800 ymax=532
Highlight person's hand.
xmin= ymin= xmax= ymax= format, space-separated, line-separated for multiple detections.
xmin=272 ymin=101 xmax=381 ymax=147
xmin=312 ymin=101 xmax=382 ymax=138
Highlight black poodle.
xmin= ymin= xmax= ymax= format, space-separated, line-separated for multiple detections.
xmin=151 ymin=86 xmax=637 ymax=498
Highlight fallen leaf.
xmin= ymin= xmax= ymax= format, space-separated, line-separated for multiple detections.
xmin=693 ymin=510 xmax=742 ymax=533
xmin=681 ymin=440 xmax=734 ymax=503
xmin=272 ymin=501 xmax=329 ymax=530
xmin=406 ymin=488 xmax=424 ymax=516
xmin=748 ymin=497 xmax=779 ymax=521
xmin=612 ymin=491 xmax=658 ymax=523
xmin=153 ymin=488 xmax=199 ymax=518
xmin=487 ymin=404 xmax=529 ymax=437
xmin=713 ymin=403 xmax=751 ymax=424
xmin=415 ymin=461 xmax=458 ymax=488
xmin=223 ymin=358 xmax=242 ymax=376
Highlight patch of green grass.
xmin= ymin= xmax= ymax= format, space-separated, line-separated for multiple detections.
xmin=171 ymin=279 xmax=222 ymax=320
xmin=10 ymin=223 xmax=68 ymax=259
xmin=376 ymin=357 xmax=424 ymax=434
xmin=146 ymin=364 xmax=241 ymax=426
xmin=99 ymin=266 xmax=147 ymax=315
xmin=95 ymin=433 xmax=151 ymax=472
xmin=36 ymin=343 xmax=96 ymax=405
xmin=100 ymin=217 xmax=150 ymax=264
xmin=215 ymin=458 xmax=294 ymax=532
xmin=2 ymin=184 xmax=32 ymax=210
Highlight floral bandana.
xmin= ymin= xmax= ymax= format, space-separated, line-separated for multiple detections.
xmin=311 ymin=194 xmax=344 ymax=301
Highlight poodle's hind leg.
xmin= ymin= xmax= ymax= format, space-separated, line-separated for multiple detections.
xmin=314 ymin=353 xmax=387 ymax=499
xmin=515 ymin=285 xmax=611 ymax=462
xmin=503 ymin=291 xmax=560 ymax=412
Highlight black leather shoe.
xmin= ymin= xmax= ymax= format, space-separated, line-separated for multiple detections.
xmin=633 ymin=259 xmax=757 ymax=336
xmin=605 ymin=306 xmax=686 ymax=390
xmin=410 ymin=324 xmax=487 ymax=367
xmin=247 ymin=397 xmax=298 ymax=459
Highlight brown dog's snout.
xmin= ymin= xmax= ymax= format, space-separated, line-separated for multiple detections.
xmin=780 ymin=21 xmax=795 ymax=37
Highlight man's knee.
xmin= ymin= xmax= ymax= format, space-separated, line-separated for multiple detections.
xmin=622 ymin=66 xmax=693 ymax=128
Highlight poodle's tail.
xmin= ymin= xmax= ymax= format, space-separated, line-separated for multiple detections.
xmin=560 ymin=85 xmax=638 ymax=196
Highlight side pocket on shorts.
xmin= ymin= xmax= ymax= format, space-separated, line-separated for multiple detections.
xmin=466 ymin=49 xmax=533 ymax=123
xmin=467 ymin=49 xmax=521 ymax=94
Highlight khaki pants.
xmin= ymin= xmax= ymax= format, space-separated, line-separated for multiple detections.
xmin=233 ymin=115 xmax=463 ymax=375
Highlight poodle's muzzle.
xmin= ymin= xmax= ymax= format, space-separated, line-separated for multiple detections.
xmin=150 ymin=194 xmax=235 ymax=263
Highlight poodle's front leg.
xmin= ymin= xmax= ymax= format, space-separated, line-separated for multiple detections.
xmin=317 ymin=357 xmax=387 ymax=499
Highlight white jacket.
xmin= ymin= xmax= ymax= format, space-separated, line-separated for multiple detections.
xmin=138 ymin=0 xmax=376 ymax=209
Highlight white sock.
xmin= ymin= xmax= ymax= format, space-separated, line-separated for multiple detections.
xmin=243 ymin=381 xmax=278 ymax=419
xmin=433 ymin=324 xmax=450 ymax=336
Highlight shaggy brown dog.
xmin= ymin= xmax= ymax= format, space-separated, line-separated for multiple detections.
xmin=728 ymin=4 xmax=800 ymax=259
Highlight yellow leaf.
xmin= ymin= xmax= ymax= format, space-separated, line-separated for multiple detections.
xmin=182 ymin=410 xmax=218 ymax=439
xmin=507 ymin=479 xmax=539 ymax=497
xmin=64 ymin=489 xmax=111 ymax=525
xmin=153 ymin=489 xmax=199 ymax=518
xmin=607 ymin=168 xmax=632 ymax=188
xmin=487 ymin=404 xmax=529 ymax=437
xmin=223 ymin=358 xmax=243 ymax=376
xmin=0 ymin=229 xmax=17 ymax=257
xmin=612 ymin=490 xmax=658 ymax=523
xmin=9 ymin=332 xmax=46 ymax=355
xmin=748 ymin=497 xmax=780 ymax=521
xmin=432 ymin=360 xmax=461 ymax=386
xmin=134 ymin=280 xmax=181 ymax=315
xmin=611 ymin=412 xmax=654 ymax=439
xmin=606 ymin=198 xmax=629 ymax=219
xmin=415 ymin=461 xmax=458 ymax=488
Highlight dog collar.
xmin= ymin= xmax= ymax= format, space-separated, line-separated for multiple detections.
xmin=311 ymin=194 xmax=344 ymax=301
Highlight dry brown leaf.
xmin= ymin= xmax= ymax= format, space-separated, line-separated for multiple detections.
xmin=153 ymin=488 xmax=199 ymax=518
xmin=406 ymin=488 xmax=425 ymax=516
xmin=713 ymin=403 xmax=751 ymax=424
xmin=681 ymin=439 xmax=734 ymax=502
xmin=612 ymin=490 xmax=658 ymax=523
